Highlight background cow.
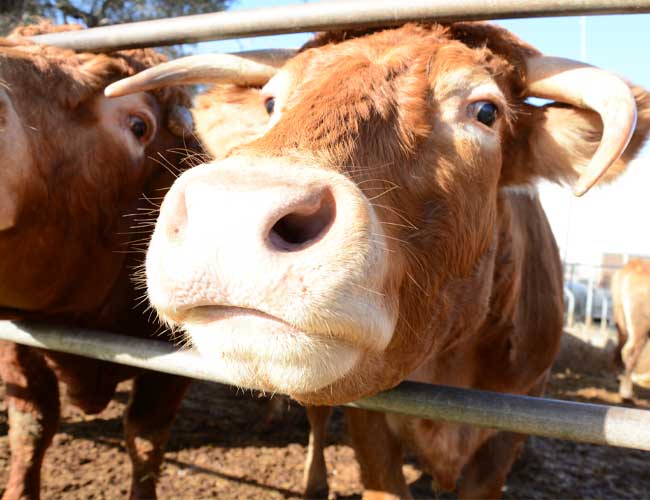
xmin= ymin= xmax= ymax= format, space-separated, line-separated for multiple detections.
xmin=112 ymin=22 xmax=650 ymax=498
xmin=612 ymin=259 xmax=650 ymax=400
xmin=0 ymin=24 xmax=199 ymax=499
xmin=193 ymin=84 xmax=271 ymax=159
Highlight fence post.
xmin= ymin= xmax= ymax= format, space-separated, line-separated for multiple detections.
xmin=564 ymin=286 xmax=575 ymax=328
xmin=585 ymin=269 xmax=595 ymax=329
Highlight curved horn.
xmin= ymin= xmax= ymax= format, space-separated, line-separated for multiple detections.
xmin=526 ymin=56 xmax=637 ymax=196
xmin=236 ymin=48 xmax=298 ymax=67
xmin=105 ymin=49 xmax=297 ymax=98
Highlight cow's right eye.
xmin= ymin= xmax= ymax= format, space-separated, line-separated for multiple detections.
xmin=129 ymin=115 xmax=148 ymax=139
xmin=264 ymin=97 xmax=276 ymax=115
xmin=469 ymin=101 xmax=499 ymax=127
xmin=127 ymin=114 xmax=155 ymax=146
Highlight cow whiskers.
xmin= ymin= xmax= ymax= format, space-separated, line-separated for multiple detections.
xmin=351 ymin=283 xmax=385 ymax=297
xmin=148 ymin=152 xmax=182 ymax=178
xmin=405 ymin=270 xmax=428 ymax=297
xmin=369 ymin=202 xmax=418 ymax=230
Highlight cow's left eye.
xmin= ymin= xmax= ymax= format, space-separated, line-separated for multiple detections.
xmin=129 ymin=115 xmax=150 ymax=141
xmin=469 ymin=101 xmax=498 ymax=127
xmin=264 ymin=97 xmax=276 ymax=115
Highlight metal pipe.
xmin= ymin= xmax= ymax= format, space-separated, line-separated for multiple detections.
xmin=585 ymin=270 xmax=595 ymax=329
xmin=29 ymin=0 xmax=650 ymax=52
xmin=564 ymin=286 xmax=576 ymax=327
xmin=601 ymin=296 xmax=609 ymax=333
xmin=1 ymin=320 xmax=650 ymax=451
xmin=350 ymin=381 xmax=650 ymax=451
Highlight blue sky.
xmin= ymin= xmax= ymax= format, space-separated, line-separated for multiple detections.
xmin=191 ymin=1 xmax=650 ymax=265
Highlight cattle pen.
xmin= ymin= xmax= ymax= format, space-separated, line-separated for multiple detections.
xmin=3 ymin=0 xmax=650 ymax=464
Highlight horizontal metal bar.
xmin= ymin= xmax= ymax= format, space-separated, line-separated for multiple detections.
xmin=29 ymin=0 xmax=650 ymax=52
xmin=1 ymin=319 xmax=650 ymax=451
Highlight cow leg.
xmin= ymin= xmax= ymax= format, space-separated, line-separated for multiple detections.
xmin=619 ymin=331 xmax=648 ymax=400
xmin=0 ymin=342 xmax=60 ymax=500
xmin=302 ymin=405 xmax=332 ymax=498
xmin=456 ymin=431 xmax=526 ymax=499
xmin=264 ymin=396 xmax=287 ymax=425
xmin=123 ymin=372 xmax=191 ymax=500
xmin=345 ymin=408 xmax=411 ymax=500
xmin=458 ymin=373 xmax=550 ymax=499
xmin=612 ymin=323 xmax=627 ymax=370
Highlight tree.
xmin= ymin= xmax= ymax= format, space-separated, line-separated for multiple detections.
xmin=1 ymin=0 xmax=231 ymax=36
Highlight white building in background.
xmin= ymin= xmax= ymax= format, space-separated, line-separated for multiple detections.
xmin=539 ymin=147 xmax=650 ymax=269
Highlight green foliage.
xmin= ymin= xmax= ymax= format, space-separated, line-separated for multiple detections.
xmin=0 ymin=0 xmax=231 ymax=36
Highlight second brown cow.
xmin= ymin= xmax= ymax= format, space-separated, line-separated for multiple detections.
xmin=0 ymin=25 xmax=199 ymax=499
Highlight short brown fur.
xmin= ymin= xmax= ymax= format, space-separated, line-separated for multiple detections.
xmin=194 ymin=23 xmax=650 ymax=498
xmin=0 ymin=23 xmax=199 ymax=500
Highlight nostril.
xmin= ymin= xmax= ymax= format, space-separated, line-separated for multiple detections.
xmin=269 ymin=188 xmax=336 ymax=252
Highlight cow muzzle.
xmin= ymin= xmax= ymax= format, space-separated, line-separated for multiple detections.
xmin=146 ymin=156 xmax=397 ymax=395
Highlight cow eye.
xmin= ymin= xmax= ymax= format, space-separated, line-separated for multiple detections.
xmin=469 ymin=101 xmax=498 ymax=127
xmin=128 ymin=115 xmax=149 ymax=141
xmin=264 ymin=97 xmax=275 ymax=115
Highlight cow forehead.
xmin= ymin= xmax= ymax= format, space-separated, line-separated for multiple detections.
xmin=294 ymin=26 xmax=501 ymax=79
xmin=276 ymin=32 xmax=509 ymax=119
xmin=252 ymin=33 xmax=509 ymax=160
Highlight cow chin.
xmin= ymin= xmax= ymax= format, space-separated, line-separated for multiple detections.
xmin=182 ymin=308 xmax=362 ymax=394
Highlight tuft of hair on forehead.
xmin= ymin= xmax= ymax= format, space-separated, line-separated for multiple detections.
xmin=1 ymin=21 xmax=191 ymax=112
xmin=9 ymin=19 xmax=84 ymax=37
xmin=300 ymin=26 xmax=387 ymax=51
xmin=302 ymin=22 xmax=538 ymax=93
xmin=305 ymin=21 xmax=540 ymax=55
xmin=301 ymin=23 xmax=448 ymax=54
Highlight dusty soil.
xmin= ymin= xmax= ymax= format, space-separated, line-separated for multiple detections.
xmin=1 ymin=360 xmax=649 ymax=499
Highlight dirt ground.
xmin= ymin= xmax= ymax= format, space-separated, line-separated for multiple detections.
xmin=1 ymin=355 xmax=650 ymax=499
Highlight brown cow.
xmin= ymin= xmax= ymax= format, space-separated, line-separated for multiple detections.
xmin=0 ymin=24 xmax=200 ymax=499
xmin=193 ymin=84 xmax=271 ymax=159
xmin=612 ymin=259 xmax=650 ymax=400
xmin=112 ymin=23 xmax=650 ymax=498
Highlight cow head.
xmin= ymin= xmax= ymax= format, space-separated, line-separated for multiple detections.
xmin=112 ymin=23 xmax=649 ymax=404
xmin=0 ymin=27 xmax=198 ymax=318
xmin=192 ymin=84 xmax=272 ymax=160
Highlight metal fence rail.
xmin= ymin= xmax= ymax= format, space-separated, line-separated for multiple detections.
xmin=30 ymin=0 xmax=650 ymax=52
xmin=2 ymin=320 xmax=650 ymax=451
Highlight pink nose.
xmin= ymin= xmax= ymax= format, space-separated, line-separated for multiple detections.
xmin=159 ymin=163 xmax=340 ymax=261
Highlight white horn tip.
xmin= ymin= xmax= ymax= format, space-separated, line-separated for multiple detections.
xmin=104 ymin=82 xmax=124 ymax=98
xmin=572 ymin=182 xmax=589 ymax=197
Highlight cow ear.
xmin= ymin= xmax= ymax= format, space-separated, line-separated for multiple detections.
xmin=501 ymin=86 xmax=650 ymax=190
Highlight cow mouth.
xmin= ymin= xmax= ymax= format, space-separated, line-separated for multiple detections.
xmin=184 ymin=305 xmax=303 ymax=335
xmin=179 ymin=303 xmax=363 ymax=396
